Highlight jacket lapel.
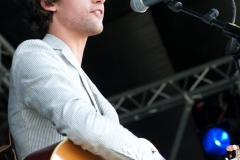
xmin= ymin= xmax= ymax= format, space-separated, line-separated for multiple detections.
xmin=42 ymin=34 xmax=100 ymax=113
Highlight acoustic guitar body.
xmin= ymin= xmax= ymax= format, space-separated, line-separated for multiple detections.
xmin=24 ymin=138 xmax=157 ymax=160
xmin=23 ymin=139 xmax=103 ymax=160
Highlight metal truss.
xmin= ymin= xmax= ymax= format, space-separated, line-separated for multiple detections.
xmin=0 ymin=34 xmax=14 ymax=99
xmin=107 ymin=55 xmax=238 ymax=160
xmin=108 ymin=56 xmax=239 ymax=125
xmin=1 ymin=33 xmax=239 ymax=160
xmin=0 ymin=33 xmax=238 ymax=125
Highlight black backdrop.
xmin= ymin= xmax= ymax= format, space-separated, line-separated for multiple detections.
xmin=1 ymin=0 xmax=240 ymax=159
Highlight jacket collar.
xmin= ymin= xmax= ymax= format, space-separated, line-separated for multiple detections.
xmin=42 ymin=34 xmax=99 ymax=112
xmin=42 ymin=34 xmax=80 ymax=71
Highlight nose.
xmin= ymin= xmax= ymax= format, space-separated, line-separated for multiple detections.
xmin=92 ymin=0 xmax=105 ymax=4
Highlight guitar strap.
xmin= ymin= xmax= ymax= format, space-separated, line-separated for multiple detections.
xmin=0 ymin=130 xmax=17 ymax=160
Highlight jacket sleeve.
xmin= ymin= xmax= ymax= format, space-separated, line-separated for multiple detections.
xmin=11 ymin=40 xmax=158 ymax=160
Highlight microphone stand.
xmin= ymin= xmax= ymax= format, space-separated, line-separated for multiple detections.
xmin=164 ymin=0 xmax=240 ymax=72
xmin=162 ymin=1 xmax=240 ymax=160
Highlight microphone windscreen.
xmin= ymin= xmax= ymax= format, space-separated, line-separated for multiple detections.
xmin=130 ymin=0 xmax=149 ymax=13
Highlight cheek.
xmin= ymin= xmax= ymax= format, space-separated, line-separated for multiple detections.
xmin=60 ymin=2 xmax=84 ymax=16
xmin=70 ymin=6 xmax=87 ymax=19
xmin=60 ymin=9 xmax=82 ymax=22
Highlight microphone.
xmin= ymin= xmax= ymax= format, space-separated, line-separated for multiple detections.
xmin=130 ymin=0 xmax=167 ymax=13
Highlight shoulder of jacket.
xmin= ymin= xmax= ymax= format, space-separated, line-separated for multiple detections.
xmin=17 ymin=39 xmax=52 ymax=50
xmin=14 ymin=39 xmax=54 ymax=57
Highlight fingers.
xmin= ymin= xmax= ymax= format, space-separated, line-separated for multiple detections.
xmin=226 ymin=145 xmax=240 ymax=151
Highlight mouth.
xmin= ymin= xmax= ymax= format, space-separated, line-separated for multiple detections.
xmin=91 ymin=9 xmax=103 ymax=16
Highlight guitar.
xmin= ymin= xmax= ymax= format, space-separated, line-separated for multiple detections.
xmin=23 ymin=138 xmax=158 ymax=160
xmin=0 ymin=131 xmax=17 ymax=160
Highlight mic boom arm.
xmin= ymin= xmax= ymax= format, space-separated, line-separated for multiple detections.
xmin=164 ymin=0 xmax=240 ymax=73
xmin=166 ymin=1 xmax=240 ymax=38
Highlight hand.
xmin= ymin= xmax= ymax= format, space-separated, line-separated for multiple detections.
xmin=226 ymin=145 xmax=240 ymax=151
xmin=139 ymin=138 xmax=165 ymax=160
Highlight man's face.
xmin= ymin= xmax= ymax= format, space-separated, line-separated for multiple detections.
xmin=54 ymin=0 xmax=105 ymax=37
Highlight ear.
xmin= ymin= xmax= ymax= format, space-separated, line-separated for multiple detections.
xmin=40 ymin=0 xmax=57 ymax=12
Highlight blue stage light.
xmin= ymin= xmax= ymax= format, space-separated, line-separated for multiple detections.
xmin=202 ymin=127 xmax=231 ymax=156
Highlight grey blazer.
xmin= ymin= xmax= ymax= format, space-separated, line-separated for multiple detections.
xmin=8 ymin=34 xmax=156 ymax=160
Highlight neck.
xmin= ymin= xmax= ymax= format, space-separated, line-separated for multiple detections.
xmin=48 ymin=23 xmax=87 ymax=66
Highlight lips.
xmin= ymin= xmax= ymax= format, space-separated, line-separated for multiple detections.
xmin=91 ymin=9 xmax=104 ymax=15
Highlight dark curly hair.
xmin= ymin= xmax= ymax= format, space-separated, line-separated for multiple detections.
xmin=17 ymin=0 xmax=60 ymax=39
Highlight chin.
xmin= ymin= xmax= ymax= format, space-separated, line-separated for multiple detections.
xmin=89 ymin=27 xmax=104 ymax=36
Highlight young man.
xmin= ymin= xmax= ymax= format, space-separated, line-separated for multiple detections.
xmin=8 ymin=0 xmax=165 ymax=159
